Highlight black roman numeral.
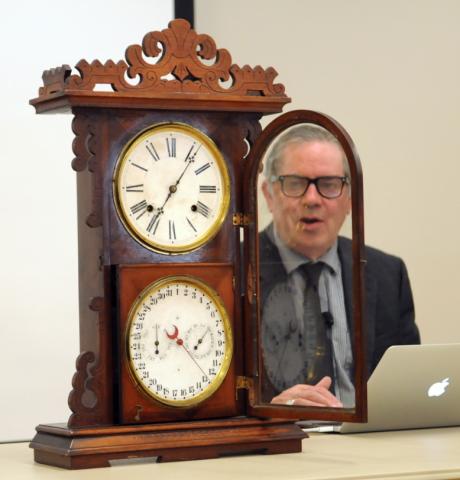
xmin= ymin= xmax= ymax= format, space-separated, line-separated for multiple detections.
xmin=169 ymin=220 xmax=176 ymax=240
xmin=131 ymin=162 xmax=148 ymax=172
xmin=186 ymin=217 xmax=197 ymax=232
xmin=184 ymin=143 xmax=202 ymax=163
xmin=196 ymin=201 xmax=211 ymax=218
xmin=146 ymin=214 xmax=161 ymax=235
xmin=184 ymin=144 xmax=195 ymax=162
xmin=166 ymin=137 xmax=176 ymax=157
xmin=146 ymin=143 xmax=160 ymax=161
xmin=126 ymin=184 xmax=144 ymax=193
xmin=194 ymin=163 xmax=210 ymax=175
xmin=199 ymin=185 xmax=216 ymax=193
xmin=130 ymin=200 xmax=147 ymax=215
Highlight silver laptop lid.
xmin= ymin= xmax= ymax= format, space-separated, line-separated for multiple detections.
xmin=340 ymin=343 xmax=460 ymax=433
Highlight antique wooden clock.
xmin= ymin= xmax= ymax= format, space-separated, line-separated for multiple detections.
xmin=29 ymin=19 xmax=367 ymax=469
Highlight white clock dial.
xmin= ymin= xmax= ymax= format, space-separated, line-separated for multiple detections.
xmin=114 ymin=123 xmax=230 ymax=253
xmin=262 ymin=282 xmax=308 ymax=392
xmin=126 ymin=276 xmax=233 ymax=407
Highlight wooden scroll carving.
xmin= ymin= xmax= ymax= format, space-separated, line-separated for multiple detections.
xmin=68 ymin=297 xmax=110 ymax=427
xmin=71 ymin=114 xmax=102 ymax=228
xmin=33 ymin=19 xmax=288 ymax=109
xmin=68 ymin=351 xmax=98 ymax=426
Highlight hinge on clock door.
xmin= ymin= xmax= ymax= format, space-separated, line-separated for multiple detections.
xmin=236 ymin=376 xmax=255 ymax=405
xmin=232 ymin=212 xmax=252 ymax=226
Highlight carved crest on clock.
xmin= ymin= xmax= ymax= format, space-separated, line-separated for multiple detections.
xmin=35 ymin=19 xmax=288 ymax=107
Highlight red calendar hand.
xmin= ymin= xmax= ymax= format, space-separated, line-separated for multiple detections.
xmin=165 ymin=324 xmax=208 ymax=379
xmin=165 ymin=325 xmax=179 ymax=340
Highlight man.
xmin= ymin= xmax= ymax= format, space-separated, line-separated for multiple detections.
xmin=259 ymin=124 xmax=420 ymax=408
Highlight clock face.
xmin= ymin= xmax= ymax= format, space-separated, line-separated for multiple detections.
xmin=261 ymin=282 xmax=309 ymax=392
xmin=114 ymin=123 xmax=230 ymax=254
xmin=126 ymin=275 xmax=233 ymax=407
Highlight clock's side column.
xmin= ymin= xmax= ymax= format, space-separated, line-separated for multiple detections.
xmin=66 ymin=110 xmax=114 ymax=427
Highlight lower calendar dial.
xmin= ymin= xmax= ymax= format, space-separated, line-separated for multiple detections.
xmin=126 ymin=275 xmax=233 ymax=407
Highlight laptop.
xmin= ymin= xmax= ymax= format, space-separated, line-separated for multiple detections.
xmin=316 ymin=343 xmax=460 ymax=433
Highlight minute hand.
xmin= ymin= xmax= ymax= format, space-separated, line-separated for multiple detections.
xmin=172 ymin=144 xmax=202 ymax=189
xmin=152 ymin=145 xmax=202 ymax=221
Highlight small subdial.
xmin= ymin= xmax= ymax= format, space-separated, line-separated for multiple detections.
xmin=137 ymin=322 xmax=172 ymax=361
xmin=185 ymin=323 xmax=215 ymax=359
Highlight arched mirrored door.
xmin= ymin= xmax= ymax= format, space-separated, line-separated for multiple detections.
xmin=243 ymin=111 xmax=366 ymax=422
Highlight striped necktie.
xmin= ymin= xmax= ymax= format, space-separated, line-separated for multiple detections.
xmin=299 ymin=262 xmax=335 ymax=388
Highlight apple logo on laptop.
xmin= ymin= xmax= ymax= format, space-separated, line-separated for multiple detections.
xmin=427 ymin=378 xmax=450 ymax=397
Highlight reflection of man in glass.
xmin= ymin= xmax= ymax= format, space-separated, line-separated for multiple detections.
xmin=260 ymin=124 xmax=420 ymax=407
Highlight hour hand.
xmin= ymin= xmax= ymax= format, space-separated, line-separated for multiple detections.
xmin=153 ymin=324 xmax=161 ymax=355
xmin=193 ymin=327 xmax=210 ymax=351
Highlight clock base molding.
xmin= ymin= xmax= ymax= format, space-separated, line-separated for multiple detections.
xmin=30 ymin=417 xmax=307 ymax=469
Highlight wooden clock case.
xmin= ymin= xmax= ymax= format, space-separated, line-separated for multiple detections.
xmin=29 ymin=19 xmax=366 ymax=469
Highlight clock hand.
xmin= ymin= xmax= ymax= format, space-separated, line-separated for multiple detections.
xmin=274 ymin=319 xmax=298 ymax=385
xmin=150 ymin=146 xmax=200 ymax=222
xmin=274 ymin=336 xmax=290 ymax=385
xmin=165 ymin=144 xmax=202 ymax=196
xmin=154 ymin=324 xmax=160 ymax=355
xmin=193 ymin=327 xmax=210 ymax=351
xmin=171 ymin=158 xmax=193 ymax=190
xmin=178 ymin=339 xmax=209 ymax=380
xmin=165 ymin=325 xmax=209 ymax=380
xmin=165 ymin=325 xmax=179 ymax=340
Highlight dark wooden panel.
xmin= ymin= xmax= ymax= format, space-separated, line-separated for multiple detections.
xmin=31 ymin=417 xmax=305 ymax=468
xmin=117 ymin=263 xmax=242 ymax=424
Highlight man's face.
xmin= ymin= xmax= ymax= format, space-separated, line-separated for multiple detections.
xmin=262 ymin=140 xmax=351 ymax=260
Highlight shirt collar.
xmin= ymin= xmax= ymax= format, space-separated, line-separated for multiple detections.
xmin=270 ymin=223 xmax=340 ymax=275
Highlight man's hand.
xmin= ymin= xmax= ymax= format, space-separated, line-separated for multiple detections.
xmin=270 ymin=376 xmax=343 ymax=408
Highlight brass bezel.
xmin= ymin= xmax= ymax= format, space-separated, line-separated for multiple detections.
xmin=113 ymin=122 xmax=231 ymax=254
xmin=125 ymin=275 xmax=234 ymax=408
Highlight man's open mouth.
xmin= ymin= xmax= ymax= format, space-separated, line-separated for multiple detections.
xmin=300 ymin=217 xmax=321 ymax=225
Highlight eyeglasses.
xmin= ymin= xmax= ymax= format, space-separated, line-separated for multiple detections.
xmin=270 ymin=175 xmax=349 ymax=199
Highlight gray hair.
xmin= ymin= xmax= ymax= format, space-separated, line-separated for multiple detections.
xmin=263 ymin=124 xmax=349 ymax=180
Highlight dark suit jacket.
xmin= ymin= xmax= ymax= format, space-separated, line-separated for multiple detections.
xmin=259 ymin=228 xmax=421 ymax=383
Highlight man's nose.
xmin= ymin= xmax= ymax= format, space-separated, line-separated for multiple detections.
xmin=302 ymin=181 xmax=321 ymax=205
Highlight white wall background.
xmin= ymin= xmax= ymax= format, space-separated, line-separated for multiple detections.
xmin=196 ymin=0 xmax=460 ymax=345
xmin=2 ymin=0 xmax=460 ymax=443
xmin=0 ymin=0 xmax=173 ymax=442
